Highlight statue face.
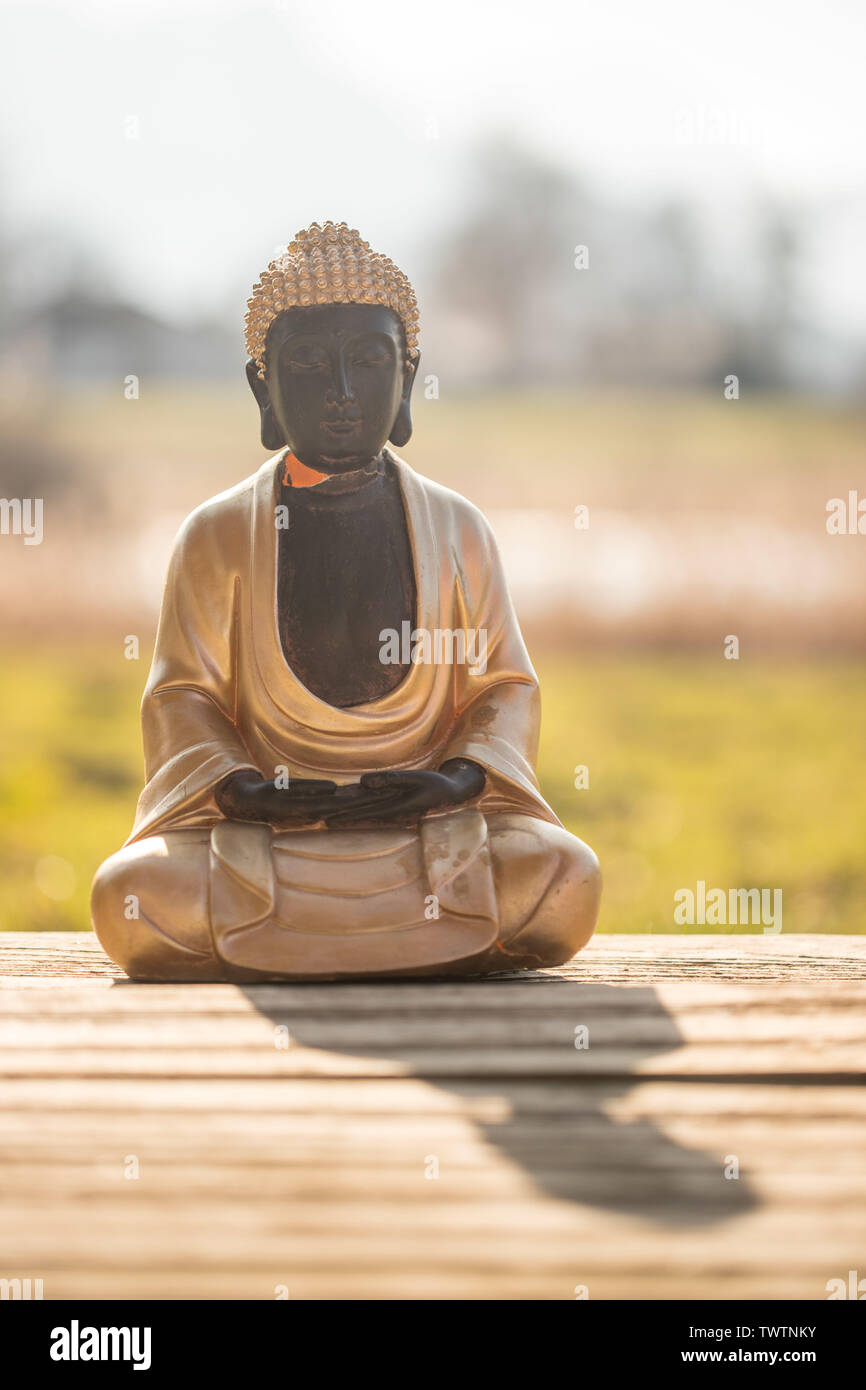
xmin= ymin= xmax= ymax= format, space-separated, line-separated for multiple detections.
xmin=252 ymin=303 xmax=416 ymax=473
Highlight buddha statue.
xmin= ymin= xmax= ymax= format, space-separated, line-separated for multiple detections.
xmin=91 ymin=222 xmax=601 ymax=980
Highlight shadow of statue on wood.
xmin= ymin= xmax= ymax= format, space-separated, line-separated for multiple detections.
xmin=239 ymin=976 xmax=759 ymax=1229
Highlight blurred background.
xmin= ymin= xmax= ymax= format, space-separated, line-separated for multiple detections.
xmin=0 ymin=0 xmax=863 ymax=934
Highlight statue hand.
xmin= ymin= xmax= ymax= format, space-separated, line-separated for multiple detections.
xmin=215 ymin=769 xmax=338 ymax=826
xmin=323 ymin=758 xmax=486 ymax=829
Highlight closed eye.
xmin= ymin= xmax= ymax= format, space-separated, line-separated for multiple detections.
xmin=288 ymin=357 xmax=328 ymax=371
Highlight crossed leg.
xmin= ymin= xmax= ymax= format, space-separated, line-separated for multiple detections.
xmin=91 ymin=814 xmax=601 ymax=981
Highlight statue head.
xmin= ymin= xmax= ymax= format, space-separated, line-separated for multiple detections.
xmin=245 ymin=222 xmax=420 ymax=473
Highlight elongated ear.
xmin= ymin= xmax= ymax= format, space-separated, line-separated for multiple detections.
xmin=246 ymin=358 xmax=285 ymax=451
xmin=388 ymin=353 xmax=420 ymax=449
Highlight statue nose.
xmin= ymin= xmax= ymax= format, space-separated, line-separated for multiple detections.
xmin=330 ymin=358 xmax=354 ymax=404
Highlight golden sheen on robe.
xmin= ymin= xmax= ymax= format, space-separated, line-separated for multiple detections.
xmin=91 ymin=451 xmax=601 ymax=979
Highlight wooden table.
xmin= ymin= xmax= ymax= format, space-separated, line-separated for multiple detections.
xmin=1 ymin=932 xmax=864 ymax=1300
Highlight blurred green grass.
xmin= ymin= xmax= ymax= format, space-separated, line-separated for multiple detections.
xmin=538 ymin=652 xmax=866 ymax=934
xmin=1 ymin=642 xmax=863 ymax=934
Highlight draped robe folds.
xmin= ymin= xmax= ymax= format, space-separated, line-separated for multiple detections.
xmin=93 ymin=450 xmax=599 ymax=979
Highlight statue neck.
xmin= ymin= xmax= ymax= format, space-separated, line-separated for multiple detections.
xmin=281 ymin=451 xmax=384 ymax=496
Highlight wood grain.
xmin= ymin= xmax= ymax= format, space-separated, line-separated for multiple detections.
xmin=0 ymin=931 xmax=864 ymax=1300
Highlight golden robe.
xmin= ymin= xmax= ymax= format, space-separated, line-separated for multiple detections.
xmin=91 ymin=451 xmax=600 ymax=979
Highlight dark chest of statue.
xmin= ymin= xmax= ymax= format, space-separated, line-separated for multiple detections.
xmin=276 ymin=454 xmax=416 ymax=708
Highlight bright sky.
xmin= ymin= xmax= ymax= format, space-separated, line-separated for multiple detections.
xmin=0 ymin=0 xmax=863 ymax=330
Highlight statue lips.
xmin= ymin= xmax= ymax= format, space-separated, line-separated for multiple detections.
xmin=321 ymin=416 xmax=362 ymax=438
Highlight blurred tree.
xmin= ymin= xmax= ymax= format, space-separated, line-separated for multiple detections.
xmin=430 ymin=137 xmax=809 ymax=393
xmin=431 ymin=136 xmax=592 ymax=385
xmin=717 ymin=203 xmax=801 ymax=392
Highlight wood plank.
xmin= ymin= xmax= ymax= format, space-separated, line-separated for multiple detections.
xmin=2 ymin=1043 xmax=862 ymax=1078
xmin=2 ymin=980 xmax=864 ymax=1013
xmin=1 ymin=1158 xmax=864 ymax=1196
xmin=12 ymin=1273 xmax=840 ymax=1301
xmin=2 ymin=1003 xmax=864 ymax=1045
xmin=0 ymin=1076 xmax=864 ymax=1115
xmin=4 ymin=1115 xmax=866 ymax=1152
xmin=3 ymin=931 xmax=866 ymax=981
